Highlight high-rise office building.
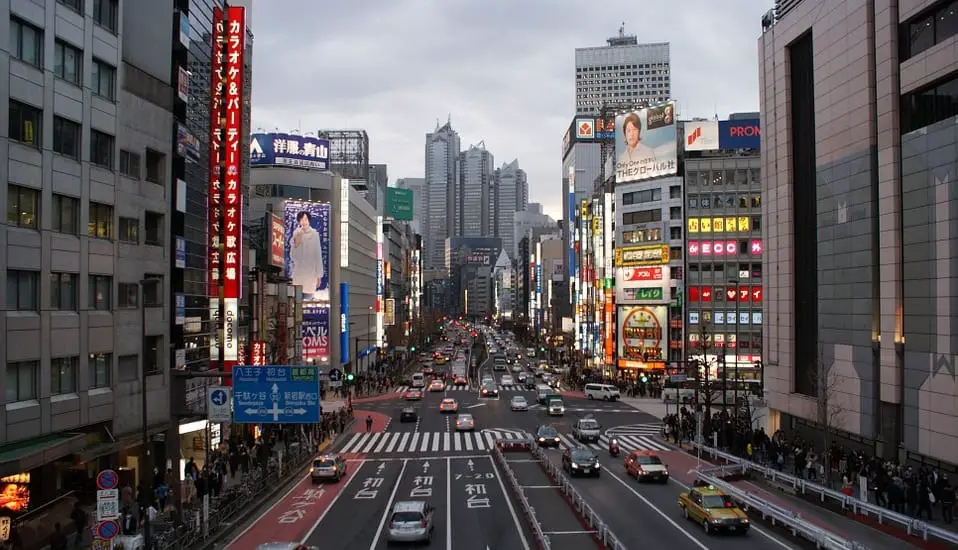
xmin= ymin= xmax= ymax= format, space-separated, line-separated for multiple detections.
xmin=367 ymin=163 xmax=388 ymax=213
xmin=574 ymin=26 xmax=671 ymax=115
xmin=513 ymin=204 xmax=555 ymax=259
xmin=424 ymin=120 xmax=460 ymax=270
xmin=493 ymin=159 xmax=528 ymax=259
xmin=458 ymin=143 xmax=494 ymax=238
xmin=395 ymin=177 xmax=427 ymax=235
xmin=759 ymin=0 xmax=958 ymax=465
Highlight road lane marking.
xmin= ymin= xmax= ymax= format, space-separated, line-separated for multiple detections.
xmin=227 ymin=472 xmax=308 ymax=546
xmin=367 ymin=458 xmax=408 ymax=550
xmin=446 ymin=457 xmax=453 ymax=550
xmin=420 ymin=432 xmax=431 ymax=452
xmin=487 ymin=455 xmax=531 ymax=550
xmin=603 ymin=468 xmax=712 ymax=550
xmin=360 ymin=433 xmax=381 ymax=453
xmin=542 ymin=530 xmax=598 ymax=534
xmin=374 ymin=434 xmax=391 ymax=453
xmin=409 ymin=432 xmax=420 ymax=450
xmin=521 ymin=485 xmax=562 ymax=489
xmin=300 ymin=459 xmax=367 ymax=543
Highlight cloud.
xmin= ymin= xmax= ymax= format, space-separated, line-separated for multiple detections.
xmin=251 ymin=0 xmax=768 ymax=220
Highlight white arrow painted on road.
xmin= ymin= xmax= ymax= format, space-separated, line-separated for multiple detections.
xmin=467 ymin=459 xmax=474 ymax=472
xmin=422 ymin=461 xmax=430 ymax=472
xmin=377 ymin=462 xmax=387 ymax=474
xmin=464 ymin=403 xmax=486 ymax=409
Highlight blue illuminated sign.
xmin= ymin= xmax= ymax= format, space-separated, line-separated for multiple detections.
xmin=718 ymin=120 xmax=760 ymax=150
xmin=340 ymin=283 xmax=350 ymax=364
xmin=250 ymin=132 xmax=330 ymax=170
xmin=232 ymin=365 xmax=321 ymax=424
xmin=175 ymin=236 xmax=186 ymax=269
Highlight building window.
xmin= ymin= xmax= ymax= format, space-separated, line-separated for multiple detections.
xmin=119 ymin=150 xmax=141 ymax=178
xmin=9 ymin=100 xmax=41 ymax=147
xmin=58 ymin=0 xmax=84 ymax=13
xmin=88 ymin=202 xmax=113 ymax=239
xmin=752 ymin=216 xmax=762 ymax=231
xmin=6 ymin=270 xmax=39 ymax=311
xmin=53 ymin=116 xmax=81 ymax=159
xmin=145 ymin=212 xmax=164 ymax=245
xmin=88 ymin=275 xmax=112 ymax=310
xmin=90 ymin=130 xmax=115 ymax=168
xmin=901 ymin=71 xmax=958 ymax=134
xmin=6 ymin=361 xmax=38 ymax=402
xmin=51 ymin=273 xmax=78 ymax=311
xmin=117 ymin=354 xmax=137 ymax=382
xmin=118 ymin=217 xmax=139 ymax=243
xmin=143 ymin=276 xmax=163 ymax=307
xmin=669 ymin=206 xmax=683 ymax=219
xmin=92 ymin=59 xmax=116 ymax=100
xmin=669 ymin=226 xmax=683 ymax=240
xmin=51 ymin=356 xmax=78 ymax=394
xmin=145 ymin=335 xmax=162 ymax=374
xmin=145 ymin=149 xmax=164 ymax=183
xmin=93 ymin=0 xmax=118 ymax=33
xmin=89 ymin=353 xmax=112 ymax=388
xmin=7 ymin=184 xmax=39 ymax=229
xmin=621 ymin=209 xmax=662 ymax=225
xmin=117 ymin=282 xmax=138 ymax=308
xmin=54 ymin=40 xmax=82 ymax=85
xmin=52 ymin=194 xmax=79 ymax=234
xmin=9 ymin=19 xmax=42 ymax=67
xmin=669 ymin=185 xmax=682 ymax=199
xmin=621 ymin=188 xmax=662 ymax=206
xmin=900 ymin=1 xmax=958 ymax=60
xmin=688 ymin=197 xmax=698 ymax=209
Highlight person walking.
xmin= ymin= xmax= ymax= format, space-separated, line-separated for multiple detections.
xmin=366 ymin=415 xmax=373 ymax=432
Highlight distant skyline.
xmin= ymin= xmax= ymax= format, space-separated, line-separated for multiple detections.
xmin=251 ymin=0 xmax=769 ymax=220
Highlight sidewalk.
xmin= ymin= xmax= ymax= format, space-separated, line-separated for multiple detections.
xmin=619 ymin=397 xmax=771 ymax=430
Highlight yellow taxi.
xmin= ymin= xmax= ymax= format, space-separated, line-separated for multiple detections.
xmin=678 ymin=485 xmax=750 ymax=534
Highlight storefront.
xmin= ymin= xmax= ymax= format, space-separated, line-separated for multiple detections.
xmin=177 ymin=420 xmax=223 ymax=480
xmin=616 ymin=304 xmax=669 ymax=381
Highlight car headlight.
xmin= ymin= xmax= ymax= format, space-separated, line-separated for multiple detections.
xmin=571 ymin=463 xmax=578 ymax=468
xmin=594 ymin=462 xmax=601 ymax=468
xmin=538 ymin=437 xmax=545 ymax=442
xmin=554 ymin=437 xmax=560 ymax=442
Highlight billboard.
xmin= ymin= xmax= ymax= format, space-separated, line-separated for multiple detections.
xmin=302 ymin=306 xmax=330 ymax=362
xmin=617 ymin=305 xmax=668 ymax=370
xmin=616 ymin=266 xmax=671 ymax=303
xmin=340 ymin=283 xmax=349 ymax=364
xmin=283 ymin=200 xmax=331 ymax=302
xmin=719 ymin=120 xmax=760 ymax=149
xmin=384 ymin=298 xmax=395 ymax=326
xmin=575 ymin=118 xmax=595 ymax=139
xmin=267 ymin=213 xmax=284 ymax=268
xmin=614 ymin=244 xmax=670 ymax=267
xmin=551 ymin=259 xmax=564 ymax=281
xmin=250 ymin=132 xmax=330 ymax=170
xmin=684 ymin=120 xmax=720 ymax=151
xmin=687 ymin=216 xmax=751 ymax=233
xmin=594 ymin=117 xmax=617 ymax=139
xmin=386 ymin=187 xmax=414 ymax=221
xmin=614 ymin=101 xmax=677 ymax=183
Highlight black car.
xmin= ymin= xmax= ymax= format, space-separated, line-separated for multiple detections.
xmin=562 ymin=448 xmax=601 ymax=477
xmin=480 ymin=382 xmax=498 ymax=398
xmin=535 ymin=425 xmax=561 ymax=447
xmin=400 ymin=407 xmax=418 ymax=422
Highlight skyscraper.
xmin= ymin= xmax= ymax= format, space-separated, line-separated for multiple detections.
xmin=395 ymin=177 xmax=427 ymax=235
xmin=458 ymin=143 xmax=495 ymax=237
xmin=424 ymin=120 xmax=460 ymax=270
xmin=493 ymin=159 xmax=528 ymax=259
xmin=574 ymin=25 xmax=671 ymax=114
xmin=367 ymin=163 xmax=388 ymax=213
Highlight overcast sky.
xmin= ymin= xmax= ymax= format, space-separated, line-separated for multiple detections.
xmin=251 ymin=0 xmax=771 ymax=220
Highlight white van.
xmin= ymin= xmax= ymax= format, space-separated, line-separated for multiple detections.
xmin=584 ymin=383 xmax=620 ymax=401
xmin=411 ymin=373 xmax=426 ymax=388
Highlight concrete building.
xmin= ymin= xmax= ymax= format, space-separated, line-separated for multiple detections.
xmin=574 ymin=27 xmax=671 ymax=115
xmin=457 ymin=143 xmax=494 ymax=238
xmin=367 ymin=163 xmax=387 ymax=214
xmin=759 ymin=0 xmax=958 ymax=465
xmin=0 ymin=0 xmax=175 ymax=506
xmin=445 ymin=237 xmax=501 ymax=318
xmin=383 ymin=219 xmax=416 ymax=349
xmin=513 ymin=203 xmax=555 ymax=259
xmin=395 ymin=177 xmax=426 ymax=235
xmin=492 ymin=250 xmax=513 ymax=320
xmin=247 ymin=167 xmax=379 ymax=374
xmin=493 ymin=159 xmax=527 ymax=259
xmin=424 ymin=121 xmax=459 ymax=270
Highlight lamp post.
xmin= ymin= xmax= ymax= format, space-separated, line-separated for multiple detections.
xmin=139 ymin=276 xmax=154 ymax=549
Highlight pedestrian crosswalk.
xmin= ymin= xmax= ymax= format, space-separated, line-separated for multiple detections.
xmin=337 ymin=429 xmax=671 ymax=456
xmin=394 ymin=384 xmax=532 ymax=393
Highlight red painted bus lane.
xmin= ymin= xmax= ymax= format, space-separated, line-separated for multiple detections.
xmin=227 ymin=465 xmax=362 ymax=550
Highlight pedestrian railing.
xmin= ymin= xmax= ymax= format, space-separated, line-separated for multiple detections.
xmin=695 ymin=470 xmax=869 ymax=550
xmin=492 ymin=440 xmax=552 ymax=550
xmin=690 ymin=441 xmax=958 ymax=546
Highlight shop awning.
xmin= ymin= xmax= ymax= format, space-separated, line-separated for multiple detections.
xmin=0 ymin=433 xmax=85 ymax=477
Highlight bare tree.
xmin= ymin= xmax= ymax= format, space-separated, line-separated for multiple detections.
xmin=809 ymin=348 xmax=846 ymax=484
xmin=693 ymin=323 xmax=721 ymax=420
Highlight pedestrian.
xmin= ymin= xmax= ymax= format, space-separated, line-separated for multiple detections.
xmin=366 ymin=415 xmax=373 ymax=432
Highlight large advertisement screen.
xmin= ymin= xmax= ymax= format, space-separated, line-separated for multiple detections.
xmin=284 ymin=200 xmax=331 ymax=302
xmin=615 ymin=266 xmax=671 ymax=303
xmin=302 ymin=306 xmax=329 ymax=362
xmin=615 ymin=101 xmax=677 ymax=183
xmin=617 ymin=305 xmax=668 ymax=370
xmin=250 ymin=132 xmax=330 ymax=170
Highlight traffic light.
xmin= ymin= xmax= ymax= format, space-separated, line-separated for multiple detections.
xmin=346 ymin=373 xmax=355 ymax=383
xmin=640 ymin=375 xmax=648 ymax=383
xmin=410 ymin=346 xmax=417 ymax=352
xmin=539 ymin=346 xmax=545 ymax=352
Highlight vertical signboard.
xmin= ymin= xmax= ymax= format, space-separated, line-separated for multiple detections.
xmin=284 ymin=200 xmax=331 ymax=302
xmin=302 ymin=306 xmax=330 ymax=362
xmin=340 ymin=283 xmax=350 ymax=364
xmin=267 ymin=213 xmax=285 ymax=268
xmin=221 ymin=5 xmax=246 ymax=379
xmin=340 ymin=180 xmax=350 ymax=268
xmin=376 ymin=216 xmax=385 ymax=348
xmin=207 ymin=7 xmax=225 ymax=367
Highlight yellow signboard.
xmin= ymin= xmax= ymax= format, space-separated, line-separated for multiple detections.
xmin=713 ymin=217 xmax=724 ymax=232
xmin=687 ymin=216 xmax=752 ymax=233
xmin=737 ymin=216 xmax=750 ymax=232
xmin=701 ymin=217 xmax=712 ymax=232
xmin=615 ymin=244 xmax=670 ymax=267
xmin=687 ymin=218 xmax=699 ymax=233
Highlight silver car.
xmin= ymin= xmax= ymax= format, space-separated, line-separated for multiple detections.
xmin=310 ymin=454 xmax=346 ymax=483
xmin=386 ymin=501 xmax=435 ymax=543
xmin=510 ymin=396 xmax=529 ymax=411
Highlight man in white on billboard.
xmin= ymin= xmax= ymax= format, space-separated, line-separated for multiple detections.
xmin=617 ymin=112 xmax=658 ymax=170
xmin=291 ymin=211 xmax=328 ymax=301
xmin=616 ymin=104 xmax=675 ymax=182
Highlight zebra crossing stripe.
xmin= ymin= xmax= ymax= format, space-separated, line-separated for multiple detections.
xmin=393 ymin=385 xmax=533 ymax=393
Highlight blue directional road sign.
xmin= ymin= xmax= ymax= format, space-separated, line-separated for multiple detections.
xmin=232 ymin=366 xmax=321 ymax=424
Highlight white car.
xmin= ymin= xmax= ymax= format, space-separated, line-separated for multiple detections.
xmin=511 ymin=365 xmax=523 ymax=373
xmin=455 ymin=414 xmax=475 ymax=431
xmin=510 ymin=396 xmax=529 ymax=411
xmin=500 ymin=375 xmax=514 ymax=385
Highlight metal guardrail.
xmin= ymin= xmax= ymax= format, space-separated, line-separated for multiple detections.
xmin=695 ymin=467 xmax=868 ymax=550
xmin=492 ymin=441 xmax=552 ymax=550
xmin=691 ymin=442 xmax=958 ymax=545
xmin=531 ymin=446 xmax=627 ymax=550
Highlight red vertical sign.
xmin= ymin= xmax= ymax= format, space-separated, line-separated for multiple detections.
xmin=221 ymin=6 xmax=246 ymax=380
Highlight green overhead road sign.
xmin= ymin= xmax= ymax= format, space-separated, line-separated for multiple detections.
xmin=386 ymin=187 xmax=414 ymax=221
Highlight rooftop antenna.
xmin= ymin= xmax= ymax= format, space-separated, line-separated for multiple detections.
xmin=619 ymin=21 xmax=625 ymax=37
xmin=713 ymin=101 xmax=719 ymax=121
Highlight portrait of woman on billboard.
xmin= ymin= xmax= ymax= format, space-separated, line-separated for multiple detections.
xmin=290 ymin=210 xmax=328 ymax=301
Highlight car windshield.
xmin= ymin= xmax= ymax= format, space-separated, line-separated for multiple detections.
xmin=579 ymin=420 xmax=599 ymax=429
xmin=538 ymin=427 xmax=558 ymax=436
xmin=313 ymin=459 xmax=333 ymax=467
xmin=458 ymin=415 xmax=473 ymax=421
xmin=571 ymin=450 xmax=596 ymax=462
xmin=392 ymin=511 xmax=423 ymax=523
xmin=637 ymin=455 xmax=663 ymax=465
xmin=512 ymin=397 xmax=525 ymax=403
xmin=402 ymin=408 xmax=415 ymax=413
xmin=701 ymin=494 xmax=735 ymax=509
xmin=442 ymin=399 xmax=454 ymax=405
